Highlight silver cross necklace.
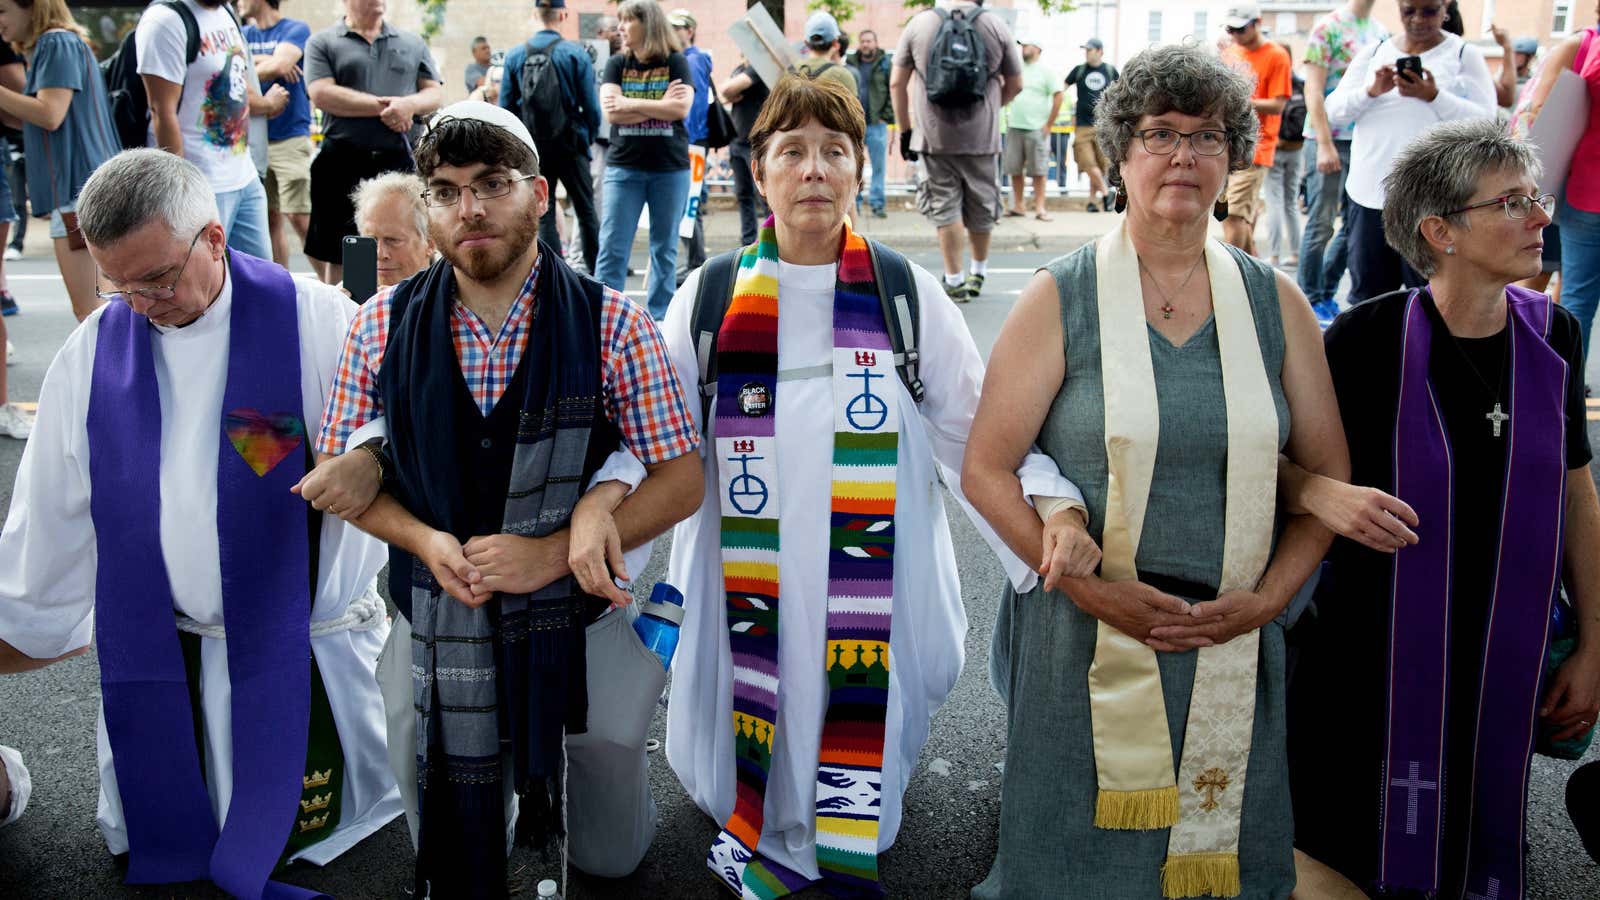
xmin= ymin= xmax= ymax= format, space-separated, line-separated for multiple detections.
xmin=1444 ymin=324 xmax=1511 ymax=438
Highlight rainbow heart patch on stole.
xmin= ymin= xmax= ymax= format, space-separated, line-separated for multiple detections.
xmin=224 ymin=408 xmax=306 ymax=476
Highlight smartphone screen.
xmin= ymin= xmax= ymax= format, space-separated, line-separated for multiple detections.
xmin=343 ymin=235 xmax=378 ymax=305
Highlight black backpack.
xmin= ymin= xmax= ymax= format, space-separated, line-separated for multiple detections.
xmin=518 ymin=38 xmax=571 ymax=148
xmin=690 ymin=242 xmax=925 ymax=430
xmin=1279 ymin=72 xmax=1307 ymax=144
xmin=101 ymin=0 xmax=199 ymax=151
xmin=925 ymin=7 xmax=988 ymax=108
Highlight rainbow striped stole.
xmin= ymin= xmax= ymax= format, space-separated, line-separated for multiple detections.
xmin=707 ymin=217 xmax=898 ymax=900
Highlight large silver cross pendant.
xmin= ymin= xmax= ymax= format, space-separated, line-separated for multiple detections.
xmin=1486 ymin=402 xmax=1510 ymax=438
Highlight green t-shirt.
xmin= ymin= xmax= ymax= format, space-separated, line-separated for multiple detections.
xmin=1007 ymin=60 xmax=1057 ymax=132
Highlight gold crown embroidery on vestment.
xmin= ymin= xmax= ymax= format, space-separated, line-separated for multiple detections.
xmin=300 ymin=792 xmax=331 ymax=813
xmin=298 ymin=812 xmax=330 ymax=833
xmin=303 ymin=769 xmax=331 ymax=789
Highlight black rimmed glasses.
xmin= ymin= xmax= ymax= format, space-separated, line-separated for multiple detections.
xmin=1132 ymin=128 xmax=1230 ymax=157
xmin=420 ymin=173 xmax=537 ymax=208
xmin=1443 ymin=193 xmax=1556 ymax=220
xmin=95 ymin=227 xmax=207 ymax=303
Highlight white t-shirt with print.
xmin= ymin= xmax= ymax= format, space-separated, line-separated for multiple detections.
xmin=135 ymin=0 xmax=256 ymax=193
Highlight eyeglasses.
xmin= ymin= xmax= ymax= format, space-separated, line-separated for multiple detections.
xmin=1226 ymin=25 xmax=1249 ymax=34
xmin=95 ymin=227 xmax=207 ymax=303
xmin=420 ymin=173 xmax=536 ymax=208
xmin=1442 ymin=192 xmax=1556 ymax=220
xmin=1132 ymin=128 xmax=1230 ymax=157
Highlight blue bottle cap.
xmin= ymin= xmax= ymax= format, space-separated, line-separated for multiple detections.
xmin=650 ymin=581 xmax=685 ymax=608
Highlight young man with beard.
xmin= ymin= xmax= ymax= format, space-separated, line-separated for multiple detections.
xmin=315 ymin=101 xmax=703 ymax=894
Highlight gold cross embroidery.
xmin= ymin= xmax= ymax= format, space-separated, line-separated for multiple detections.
xmin=1194 ymin=767 xmax=1230 ymax=812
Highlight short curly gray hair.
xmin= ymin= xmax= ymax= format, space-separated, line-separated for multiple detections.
xmin=1381 ymin=118 xmax=1542 ymax=278
xmin=1093 ymin=44 xmax=1259 ymax=191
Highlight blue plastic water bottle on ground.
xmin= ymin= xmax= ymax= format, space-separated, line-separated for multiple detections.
xmin=633 ymin=582 xmax=686 ymax=671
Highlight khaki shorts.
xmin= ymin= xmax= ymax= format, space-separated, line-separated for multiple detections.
xmin=1073 ymin=124 xmax=1110 ymax=174
xmin=1003 ymin=128 xmax=1050 ymax=177
xmin=917 ymin=152 xmax=1001 ymax=232
xmin=1224 ymin=165 xmax=1269 ymax=225
xmin=265 ymin=135 xmax=313 ymax=215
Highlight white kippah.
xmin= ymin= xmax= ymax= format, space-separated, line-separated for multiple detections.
xmin=427 ymin=100 xmax=541 ymax=169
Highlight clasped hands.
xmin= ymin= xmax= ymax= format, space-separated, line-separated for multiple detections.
xmin=376 ymin=96 xmax=417 ymax=133
xmin=1040 ymin=507 xmax=1276 ymax=651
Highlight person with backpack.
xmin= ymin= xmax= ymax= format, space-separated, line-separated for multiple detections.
xmin=593 ymin=0 xmax=692 ymax=320
xmin=1261 ymin=58 xmax=1307 ymax=268
xmin=0 ymin=0 xmax=116 ymax=323
xmin=891 ymin=0 xmax=1024 ymax=302
xmin=499 ymin=0 xmax=600 ymax=276
xmin=793 ymin=12 xmax=858 ymax=96
xmin=565 ymin=72 xmax=1080 ymax=900
xmin=135 ymin=0 xmax=287 ymax=263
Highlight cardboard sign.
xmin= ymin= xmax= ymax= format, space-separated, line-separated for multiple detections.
xmin=730 ymin=4 xmax=795 ymax=90
xmin=681 ymin=144 xmax=707 ymax=239
xmin=1529 ymin=68 xmax=1590 ymax=201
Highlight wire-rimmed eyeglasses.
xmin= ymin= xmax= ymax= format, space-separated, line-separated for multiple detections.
xmin=1442 ymin=193 xmax=1556 ymax=220
xmin=94 ymin=227 xmax=207 ymax=303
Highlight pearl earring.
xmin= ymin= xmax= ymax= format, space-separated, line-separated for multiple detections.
xmin=1445 ymin=246 xmax=1456 ymax=255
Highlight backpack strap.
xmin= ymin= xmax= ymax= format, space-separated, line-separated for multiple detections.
xmin=691 ymin=249 xmax=742 ymax=430
xmin=865 ymin=240 xmax=924 ymax=404
xmin=159 ymin=0 xmax=200 ymax=66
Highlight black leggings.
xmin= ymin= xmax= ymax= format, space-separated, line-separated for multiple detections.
xmin=305 ymin=138 xmax=414 ymax=264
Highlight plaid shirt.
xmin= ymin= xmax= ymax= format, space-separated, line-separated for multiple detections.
xmin=317 ymin=256 xmax=699 ymax=465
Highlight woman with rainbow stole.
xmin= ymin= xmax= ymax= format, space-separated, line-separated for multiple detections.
xmin=572 ymin=73 xmax=1081 ymax=898
xmin=1285 ymin=119 xmax=1600 ymax=900
xmin=962 ymin=44 xmax=1347 ymax=899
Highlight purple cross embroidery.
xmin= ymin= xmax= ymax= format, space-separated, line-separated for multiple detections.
xmin=1389 ymin=760 xmax=1438 ymax=835
xmin=1466 ymin=877 xmax=1501 ymax=900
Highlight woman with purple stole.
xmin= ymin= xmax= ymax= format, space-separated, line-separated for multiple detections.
xmin=1285 ymin=119 xmax=1600 ymax=900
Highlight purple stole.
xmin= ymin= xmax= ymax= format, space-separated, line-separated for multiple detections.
xmin=1380 ymin=285 xmax=1568 ymax=900
xmin=86 ymin=252 xmax=326 ymax=900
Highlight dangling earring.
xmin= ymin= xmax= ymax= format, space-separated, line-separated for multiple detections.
xmin=1109 ymin=179 xmax=1127 ymax=213
xmin=1214 ymin=175 xmax=1230 ymax=222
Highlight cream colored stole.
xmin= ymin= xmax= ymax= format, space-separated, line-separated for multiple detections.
xmin=1090 ymin=221 xmax=1280 ymax=898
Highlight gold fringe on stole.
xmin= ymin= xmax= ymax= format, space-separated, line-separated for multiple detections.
xmin=1160 ymin=852 xmax=1242 ymax=899
xmin=1093 ymin=786 xmax=1180 ymax=830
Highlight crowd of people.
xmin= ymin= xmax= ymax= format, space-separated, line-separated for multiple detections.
xmin=0 ymin=2 xmax=1597 ymax=900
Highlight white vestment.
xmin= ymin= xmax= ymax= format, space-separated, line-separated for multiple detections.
xmin=0 ymin=269 xmax=402 ymax=865
xmin=661 ymin=261 xmax=1076 ymax=880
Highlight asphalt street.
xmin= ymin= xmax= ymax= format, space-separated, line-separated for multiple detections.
xmin=0 ymin=246 xmax=1596 ymax=899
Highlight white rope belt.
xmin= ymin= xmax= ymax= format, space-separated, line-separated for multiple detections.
xmin=173 ymin=586 xmax=387 ymax=640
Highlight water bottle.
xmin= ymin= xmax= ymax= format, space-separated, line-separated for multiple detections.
xmin=535 ymin=879 xmax=560 ymax=899
xmin=633 ymin=582 xmax=686 ymax=671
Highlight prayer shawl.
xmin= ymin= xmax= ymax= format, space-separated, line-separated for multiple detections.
xmin=1090 ymin=222 xmax=1280 ymax=898
xmin=86 ymin=251 xmax=326 ymax=899
xmin=707 ymin=217 xmax=898 ymax=899
xmin=1378 ymin=285 xmax=1568 ymax=900
xmin=378 ymin=245 xmax=614 ymax=900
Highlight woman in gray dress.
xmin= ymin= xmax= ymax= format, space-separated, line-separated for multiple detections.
xmin=962 ymin=44 xmax=1348 ymax=899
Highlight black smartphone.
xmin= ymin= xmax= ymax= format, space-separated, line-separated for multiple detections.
xmin=342 ymin=235 xmax=378 ymax=304
xmin=1395 ymin=55 xmax=1424 ymax=78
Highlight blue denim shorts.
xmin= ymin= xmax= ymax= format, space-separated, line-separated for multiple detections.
xmin=49 ymin=202 xmax=77 ymax=240
xmin=0 ymin=141 xmax=15 ymax=227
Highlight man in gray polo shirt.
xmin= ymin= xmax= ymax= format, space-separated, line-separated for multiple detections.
xmin=303 ymin=0 xmax=441 ymax=284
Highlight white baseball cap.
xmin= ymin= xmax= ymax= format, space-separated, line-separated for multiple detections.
xmin=1224 ymin=5 xmax=1262 ymax=29
xmin=426 ymin=100 xmax=540 ymax=170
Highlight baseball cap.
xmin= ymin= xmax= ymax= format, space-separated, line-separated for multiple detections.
xmin=533 ymin=0 xmax=566 ymax=8
xmin=1513 ymin=36 xmax=1539 ymax=55
xmin=1081 ymin=38 xmax=1104 ymax=50
xmin=1223 ymin=5 xmax=1262 ymax=29
xmin=427 ymin=100 xmax=540 ymax=170
xmin=805 ymin=11 xmax=841 ymax=45
xmin=1018 ymin=37 xmax=1044 ymax=48
xmin=668 ymin=9 xmax=696 ymax=29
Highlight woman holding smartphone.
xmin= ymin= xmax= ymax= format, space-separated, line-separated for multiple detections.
xmin=1324 ymin=0 xmax=1495 ymax=305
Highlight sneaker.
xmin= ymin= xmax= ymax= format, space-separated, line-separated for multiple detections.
xmin=0 ymin=292 xmax=17 ymax=317
xmin=0 ymin=403 xmax=33 ymax=439
xmin=1311 ymin=298 xmax=1341 ymax=330
xmin=871 ymin=207 xmax=887 ymax=219
xmin=5 ymin=340 xmax=13 ymax=366
xmin=943 ymin=279 xmax=973 ymax=303
xmin=963 ymin=272 xmax=986 ymax=299
xmin=1086 ymin=200 xmax=1101 ymax=213
xmin=1102 ymin=195 xmax=1116 ymax=212
xmin=2 ymin=247 xmax=18 ymax=261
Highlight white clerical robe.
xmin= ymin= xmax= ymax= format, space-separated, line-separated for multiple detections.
xmin=0 ymin=268 xmax=402 ymax=864
xmin=661 ymin=260 xmax=1075 ymax=880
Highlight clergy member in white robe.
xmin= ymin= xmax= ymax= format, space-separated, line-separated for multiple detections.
xmin=0 ymin=151 xmax=401 ymax=884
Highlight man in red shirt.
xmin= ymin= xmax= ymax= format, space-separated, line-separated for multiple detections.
xmin=1222 ymin=5 xmax=1292 ymax=256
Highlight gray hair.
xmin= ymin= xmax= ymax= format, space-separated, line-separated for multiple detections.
xmin=1382 ymin=118 xmax=1542 ymax=277
xmin=351 ymin=172 xmax=429 ymax=242
xmin=76 ymin=149 xmax=219 ymax=247
xmin=1093 ymin=44 xmax=1259 ymax=190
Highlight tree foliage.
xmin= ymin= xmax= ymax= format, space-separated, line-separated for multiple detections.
xmin=808 ymin=0 xmax=865 ymax=26
xmin=904 ymin=0 xmax=1078 ymax=12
